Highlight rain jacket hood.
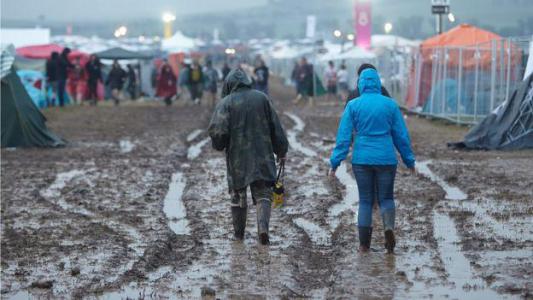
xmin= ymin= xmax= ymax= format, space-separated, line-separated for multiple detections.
xmin=209 ymin=72 xmax=289 ymax=191
xmin=221 ymin=68 xmax=253 ymax=98
xmin=357 ymin=68 xmax=382 ymax=95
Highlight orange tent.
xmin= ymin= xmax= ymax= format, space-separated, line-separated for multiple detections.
xmin=405 ymin=24 xmax=520 ymax=108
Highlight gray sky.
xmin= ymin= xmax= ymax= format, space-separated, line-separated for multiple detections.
xmin=1 ymin=0 xmax=268 ymax=22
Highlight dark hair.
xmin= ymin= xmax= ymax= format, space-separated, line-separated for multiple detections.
xmin=357 ymin=63 xmax=376 ymax=76
xmin=328 ymin=60 xmax=334 ymax=66
xmin=51 ymin=52 xmax=59 ymax=60
xmin=61 ymin=47 xmax=71 ymax=57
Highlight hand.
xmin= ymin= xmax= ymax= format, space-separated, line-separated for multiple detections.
xmin=328 ymin=168 xmax=337 ymax=179
xmin=277 ymin=156 xmax=286 ymax=163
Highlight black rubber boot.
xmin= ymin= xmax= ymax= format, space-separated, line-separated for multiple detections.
xmin=231 ymin=207 xmax=247 ymax=240
xmin=257 ymin=200 xmax=271 ymax=245
xmin=384 ymin=230 xmax=396 ymax=254
xmin=358 ymin=226 xmax=373 ymax=252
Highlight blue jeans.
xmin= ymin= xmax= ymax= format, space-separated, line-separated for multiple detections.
xmin=353 ymin=164 xmax=396 ymax=230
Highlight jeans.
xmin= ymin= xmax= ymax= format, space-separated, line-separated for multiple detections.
xmin=353 ymin=164 xmax=397 ymax=230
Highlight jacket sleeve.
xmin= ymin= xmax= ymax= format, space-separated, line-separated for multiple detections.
xmin=391 ymin=106 xmax=416 ymax=168
xmin=267 ymin=100 xmax=289 ymax=158
xmin=208 ymin=99 xmax=230 ymax=151
xmin=330 ymin=105 xmax=355 ymax=170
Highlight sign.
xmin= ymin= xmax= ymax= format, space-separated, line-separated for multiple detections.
xmin=306 ymin=15 xmax=316 ymax=39
xmin=431 ymin=0 xmax=450 ymax=14
xmin=354 ymin=0 xmax=371 ymax=49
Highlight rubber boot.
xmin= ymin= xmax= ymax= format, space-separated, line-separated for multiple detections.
xmin=358 ymin=226 xmax=373 ymax=252
xmin=256 ymin=200 xmax=271 ymax=245
xmin=382 ymin=210 xmax=396 ymax=253
xmin=231 ymin=207 xmax=247 ymax=240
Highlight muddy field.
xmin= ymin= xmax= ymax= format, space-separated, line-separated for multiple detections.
xmin=1 ymin=79 xmax=532 ymax=299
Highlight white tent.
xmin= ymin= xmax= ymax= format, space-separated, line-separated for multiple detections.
xmin=371 ymin=34 xmax=420 ymax=49
xmin=161 ymin=31 xmax=196 ymax=53
xmin=0 ymin=28 xmax=50 ymax=48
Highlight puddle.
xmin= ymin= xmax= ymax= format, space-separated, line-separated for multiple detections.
xmin=162 ymin=171 xmax=191 ymax=235
xmin=186 ymin=129 xmax=204 ymax=142
xmin=40 ymin=169 xmax=95 ymax=216
xmin=416 ymin=160 xmax=467 ymax=200
xmin=328 ymin=162 xmax=359 ymax=231
xmin=293 ymin=218 xmax=331 ymax=246
xmin=432 ymin=210 xmax=507 ymax=300
xmin=284 ymin=112 xmax=317 ymax=157
xmin=119 ymin=139 xmax=135 ymax=153
xmin=187 ymin=138 xmax=210 ymax=160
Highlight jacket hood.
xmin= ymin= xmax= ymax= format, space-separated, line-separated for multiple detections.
xmin=222 ymin=68 xmax=253 ymax=98
xmin=357 ymin=68 xmax=382 ymax=94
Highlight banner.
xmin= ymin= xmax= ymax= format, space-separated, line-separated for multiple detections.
xmin=354 ymin=0 xmax=372 ymax=49
xmin=306 ymin=15 xmax=316 ymax=39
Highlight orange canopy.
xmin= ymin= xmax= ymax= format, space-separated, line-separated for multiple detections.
xmin=421 ymin=23 xmax=503 ymax=49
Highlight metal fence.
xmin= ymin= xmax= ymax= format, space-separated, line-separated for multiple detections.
xmin=404 ymin=36 xmax=532 ymax=124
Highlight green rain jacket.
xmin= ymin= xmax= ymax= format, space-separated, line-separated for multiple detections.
xmin=208 ymin=69 xmax=289 ymax=191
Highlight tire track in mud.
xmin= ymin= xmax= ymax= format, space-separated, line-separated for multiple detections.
xmin=411 ymin=160 xmax=525 ymax=299
xmin=37 ymin=167 xmax=148 ymax=295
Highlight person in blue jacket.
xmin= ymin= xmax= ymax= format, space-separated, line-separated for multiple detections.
xmin=329 ymin=68 xmax=415 ymax=254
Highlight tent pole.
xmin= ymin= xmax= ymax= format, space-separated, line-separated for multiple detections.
xmin=490 ymin=40 xmax=497 ymax=113
xmin=457 ymin=47 xmax=463 ymax=123
xmin=473 ymin=45 xmax=480 ymax=123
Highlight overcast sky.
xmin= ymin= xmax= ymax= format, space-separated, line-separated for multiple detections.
xmin=1 ymin=0 xmax=268 ymax=22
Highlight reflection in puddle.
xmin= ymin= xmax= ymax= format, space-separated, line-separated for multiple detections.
xmin=187 ymin=137 xmax=210 ymax=160
xmin=293 ymin=218 xmax=331 ymax=246
xmin=163 ymin=171 xmax=191 ymax=235
xmin=416 ymin=160 xmax=467 ymax=200
xmin=119 ymin=139 xmax=135 ymax=153
xmin=186 ymin=129 xmax=203 ymax=142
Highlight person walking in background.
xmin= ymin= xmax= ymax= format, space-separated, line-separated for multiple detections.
xmin=345 ymin=63 xmax=390 ymax=107
xmin=293 ymin=57 xmax=314 ymax=106
xmin=188 ymin=60 xmax=204 ymax=104
xmin=156 ymin=62 xmax=177 ymax=106
xmin=329 ymin=68 xmax=415 ymax=254
xmin=291 ymin=61 xmax=300 ymax=97
xmin=126 ymin=64 xmax=138 ymax=100
xmin=85 ymin=55 xmax=102 ymax=106
xmin=208 ymin=69 xmax=288 ymax=245
xmin=337 ymin=63 xmax=349 ymax=105
xmin=106 ymin=60 xmax=126 ymax=106
xmin=221 ymin=62 xmax=231 ymax=81
xmin=178 ymin=60 xmax=191 ymax=102
xmin=324 ymin=60 xmax=338 ymax=103
xmin=204 ymin=60 xmax=219 ymax=107
xmin=70 ymin=58 xmax=85 ymax=104
xmin=253 ymin=58 xmax=269 ymax=94
xmin=57 ymin=48 xmax=74 ymax=107
xmin=45 ymin=51 xmax=59 ymax=107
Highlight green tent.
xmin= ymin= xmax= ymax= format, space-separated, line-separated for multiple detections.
xmin=1 ymin=46 xmax=65 ymax=148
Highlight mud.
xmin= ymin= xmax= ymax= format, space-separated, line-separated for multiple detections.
xmin=1 ymin=79 xmax=532 ymax=299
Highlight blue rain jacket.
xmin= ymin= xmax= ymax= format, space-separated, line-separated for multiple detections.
xmin=330 ymin=69 xmax=415 ymax=169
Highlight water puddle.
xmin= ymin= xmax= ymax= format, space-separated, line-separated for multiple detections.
xmin=284 ymin=112 xmax=317 ymax=156
xmin=119 ymin=139 xmax=135 ymax=153
xmin=328 ymin=162 xmax=359 ymax=231
xmin=292 ymin=218 xmax=331 ymax=246
xmin=186 ymin=129 xmax=204 ymax=142
xmin=432 ymin=210 xmax=506 ymax=300
xmin=40 ymin=169 xmax=95 ymax=216
xmin=416 ymin=160 xmax=467 ymax=200
xmin=162 ymin=171 xmax=191 ymax=235
xmin=187 ymin=138 xmax=210 ymax=160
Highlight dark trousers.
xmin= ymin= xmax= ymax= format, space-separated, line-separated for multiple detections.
xmin=231 ymin=181 xmax=272 ymax=235
xmin=57 ymin=79 xmax=67 ymax=107
xmin=353 ymin=164 xmax=397 ymax=230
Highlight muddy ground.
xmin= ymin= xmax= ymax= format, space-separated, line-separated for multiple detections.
xmin=1 ymin=78 xmax=532 ymax=299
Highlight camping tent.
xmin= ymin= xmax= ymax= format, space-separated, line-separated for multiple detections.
xmin=452 ymin=73 xmax=533 ymax=150
xmin=1 ymin=45 xmax=65 ymax=148
xmin=406 ymin=24 xmax=522 ymax=110
xmin=161 ymin=31 xmax=196 ymax=53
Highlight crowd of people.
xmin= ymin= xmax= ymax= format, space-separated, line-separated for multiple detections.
xmin=45 ymin=49 xmax=141 ymax=107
